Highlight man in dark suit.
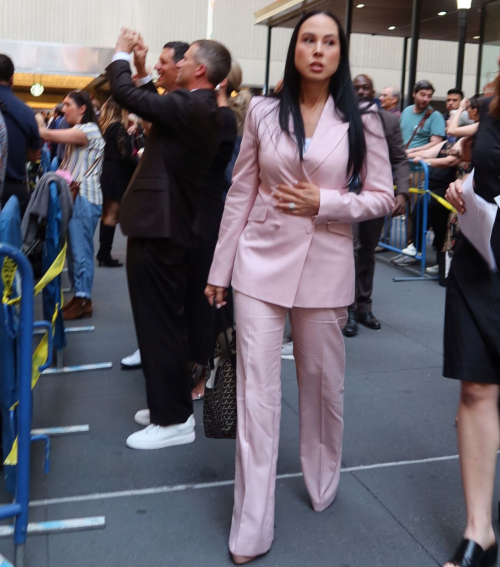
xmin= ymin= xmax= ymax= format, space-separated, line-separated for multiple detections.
xmin=107 ymin=28 xmax=231 ymax=449
xmin=344 ymin=74 xmax=410 ymax=337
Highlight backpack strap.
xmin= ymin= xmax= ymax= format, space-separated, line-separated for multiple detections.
xmin=404 ymin=108 xmax=435 ymax=150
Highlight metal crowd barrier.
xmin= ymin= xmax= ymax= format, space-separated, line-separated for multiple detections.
xmin=0 ymin=239 xmax=106 ymax=567
xmin=0 ymin=243 xmax=36 ymax=567
xmin=0 ymin=186 xmax=106 ymax=565
xmin=378 ymin=161 xmax=434 ymax=282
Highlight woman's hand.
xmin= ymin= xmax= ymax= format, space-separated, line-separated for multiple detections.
xmin=205 ymin=284 xmax=227 ymax=309
xmin=459 ymin=97 xmax=469 ymax=112
xmin=446 ymin=179 xmax=466 ymax=214
xmin=412 ymin=156 xmax=422 ymax=164
xmin=272 ymin=182 xmax=320 ymax=217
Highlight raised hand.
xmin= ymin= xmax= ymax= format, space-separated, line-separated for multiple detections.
xmin=133 ymin=34 xmax=149 ymax=77
xmin=459 ymin=97 xmax=469 ymax=112
xmin=115 ymin=27 xmax=139 ymax=55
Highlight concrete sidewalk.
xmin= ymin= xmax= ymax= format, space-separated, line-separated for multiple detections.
xmin=1 ymin=231 xmax=497 ymax=567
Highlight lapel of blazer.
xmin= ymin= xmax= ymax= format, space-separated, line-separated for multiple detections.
xmin=301 ymin=96 xmax=349 ymax=180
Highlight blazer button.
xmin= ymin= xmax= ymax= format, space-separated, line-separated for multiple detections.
xmin=305 ymin=225 xmax=314 ymax=235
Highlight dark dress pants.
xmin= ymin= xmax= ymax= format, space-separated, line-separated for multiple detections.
xmin=428 ymin=187 xmax=450 ymax=263
xmin=185 ymin=200 xmax=234 ymax=367
xmin=126 ymin=237 xmax=193 ymax=426
xmin=352 ymin=217 xmax=385 ymax=314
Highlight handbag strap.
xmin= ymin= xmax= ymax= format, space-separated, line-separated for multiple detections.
xmin=212 ymin=302 xmax=235 ymax=362
xmin=61 ymin=139 xmax=103 ymax=183
xmin=404 ymin=108 xmax=435 ymax=150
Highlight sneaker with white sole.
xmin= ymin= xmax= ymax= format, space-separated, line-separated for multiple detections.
xmin=390 ymin=254 xmax=404 ymax=264
xmin=281 ymin=341 xmax=294 ymax=360
xmin=134 ymin=409 xmax=150 ymax=426
xmin=126 ymin=415 xmax=196 ymax=450
xmin=393 ymin=255 xmax=418 ymax=266
xmin=121 ymin=349 xmax=141 ymax=369
xmin=402 ymin=243 xmax=417 ymax=257
xmin=425 ymin=265 xmax=439 ymax=276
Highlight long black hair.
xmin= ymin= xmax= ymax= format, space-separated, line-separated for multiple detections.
xmin=274 ymin=10 xmax=366 ymax=185
xmin=66 ymin=90 xmax=96 ymax=124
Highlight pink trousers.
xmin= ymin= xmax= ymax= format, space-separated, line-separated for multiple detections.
xmin=229 ymin=291 xmax=348 ymax=557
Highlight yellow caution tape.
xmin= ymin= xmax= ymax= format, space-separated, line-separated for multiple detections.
xmin=409 ymin=188 xmax=457 ymax=213
xmin=2 ymin=242 xmax=67 ymax=465
xmin=4 ymin=307 xmax=60 ymax=465
xmin=2 ymin=242 xmax=67 ymax=307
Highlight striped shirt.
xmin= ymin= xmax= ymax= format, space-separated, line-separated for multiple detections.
xmin=0 ymin=111 xmax=7 ymax=201
xmin=62 ymin=122 xmax=104 ymax=205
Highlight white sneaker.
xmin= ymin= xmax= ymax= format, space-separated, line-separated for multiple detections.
xmin=393 ymin=255 xmax=418 ymax=266
xmin=390 ymin=254 xmax=403 ymax=264
xmin=134 ymin=409 xmax=150 ymax=426
xmin=426 ymin=265 xmax=439 ymax=276
xmin=126 ymin=415 xmax=196 ymax=450
xmin=281 ymin=341 xmax=294 ymax=360
xmin=121 ymin=349 xmax=141 ymax=369
xmin=402 ymin=243 xmax=417 ymax=257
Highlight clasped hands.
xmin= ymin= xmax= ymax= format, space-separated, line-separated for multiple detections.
xmin=115 ymin=27 xmax=149 ymax=76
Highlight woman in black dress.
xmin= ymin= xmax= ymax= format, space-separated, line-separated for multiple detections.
xmin=97 ymin=97 xmax=136 ymax=267
xmin=187 ymin=65 xmax=238 ymax=400
xmin=443 ymin=79 xmax=500 ymax=567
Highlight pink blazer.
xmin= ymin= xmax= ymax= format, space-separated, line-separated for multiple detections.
xmin=208 ymin=96 xmax=394 ymax=308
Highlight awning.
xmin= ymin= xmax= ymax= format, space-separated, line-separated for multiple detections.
xmin=254 ymin=0 xmax=488 ymax=43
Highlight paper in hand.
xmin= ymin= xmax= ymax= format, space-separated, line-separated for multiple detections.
xmin=458 ymin=169 xmax=499 ymax=272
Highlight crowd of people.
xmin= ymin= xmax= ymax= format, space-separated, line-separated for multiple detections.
xmin=0 ymin=8 xmax=499 ymax=567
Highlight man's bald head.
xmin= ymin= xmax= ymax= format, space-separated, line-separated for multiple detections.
xmin=353 ymin=74 xmax=375 ymax=103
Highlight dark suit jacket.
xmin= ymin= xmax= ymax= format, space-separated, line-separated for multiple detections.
xmin=379 ymin=109 xmax=410 ymax=198
xmin=106 ymin=60 xmax=220 ymax=246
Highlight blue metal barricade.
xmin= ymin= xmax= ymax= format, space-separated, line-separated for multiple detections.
xmin=379 ymin=161 xmax=433 ymax=281
xmin=0 ymin=243 xmax=35 ymax=567
xmin=0 ymin=198 xmax=23 ymax=494
xmin=41 ymin=181 xmax=66 ymax=352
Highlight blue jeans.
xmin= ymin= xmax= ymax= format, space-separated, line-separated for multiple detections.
xmin=67 ymin=195 xmax=102 ymax=299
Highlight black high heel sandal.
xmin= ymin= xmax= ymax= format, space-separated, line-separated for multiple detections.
xmin=447 ymin=539 xmax=498 ymax=567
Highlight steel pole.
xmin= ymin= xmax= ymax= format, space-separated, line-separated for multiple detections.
xmin=400 ymin=37 xmax=409 ymax=111
xmin=475 ymin=5 xmax=486 ymax=93
xmin=406 ymin=0 xmax=422 ymax=108
xmin=456 ymin=9 xmax=468 ymax=90
xmin=345 ymin=0 xmax=354 ymax=51
xmin=264 ymin=26 xmax=272 ymax=96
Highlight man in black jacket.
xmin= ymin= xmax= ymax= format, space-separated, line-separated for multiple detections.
xmin=107 ymin=28 xmax=231 ymax=450
xmin=344 ymin=74 xmax=410 ymax=337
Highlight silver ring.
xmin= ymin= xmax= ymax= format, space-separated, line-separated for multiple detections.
xmin=289 ymin=202 xmax=296 ymax=211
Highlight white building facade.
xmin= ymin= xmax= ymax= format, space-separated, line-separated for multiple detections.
xmin=0 ymin=0 xmax=497 ymax=100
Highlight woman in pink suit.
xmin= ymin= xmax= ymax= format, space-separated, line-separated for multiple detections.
xmin=205 ymin=11 xmax=394 ymax=565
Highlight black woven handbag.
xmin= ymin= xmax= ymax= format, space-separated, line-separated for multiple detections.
xmin=203 ymin=308 xmax=237 ymax=439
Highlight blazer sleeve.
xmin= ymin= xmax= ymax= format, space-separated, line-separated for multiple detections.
xmin=314 ymin=111 xmax=395 ymax=225
xmin=380 ymin=111 xmax=410 ymax=198
xmin=207 ymin=99 xmax=261 ymax=288
xmin=106 ymin=60 xmax=191 ymax=133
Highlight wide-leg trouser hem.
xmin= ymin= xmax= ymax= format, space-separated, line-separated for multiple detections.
xmin=229 ymin=291 xmax=348 ymax=556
